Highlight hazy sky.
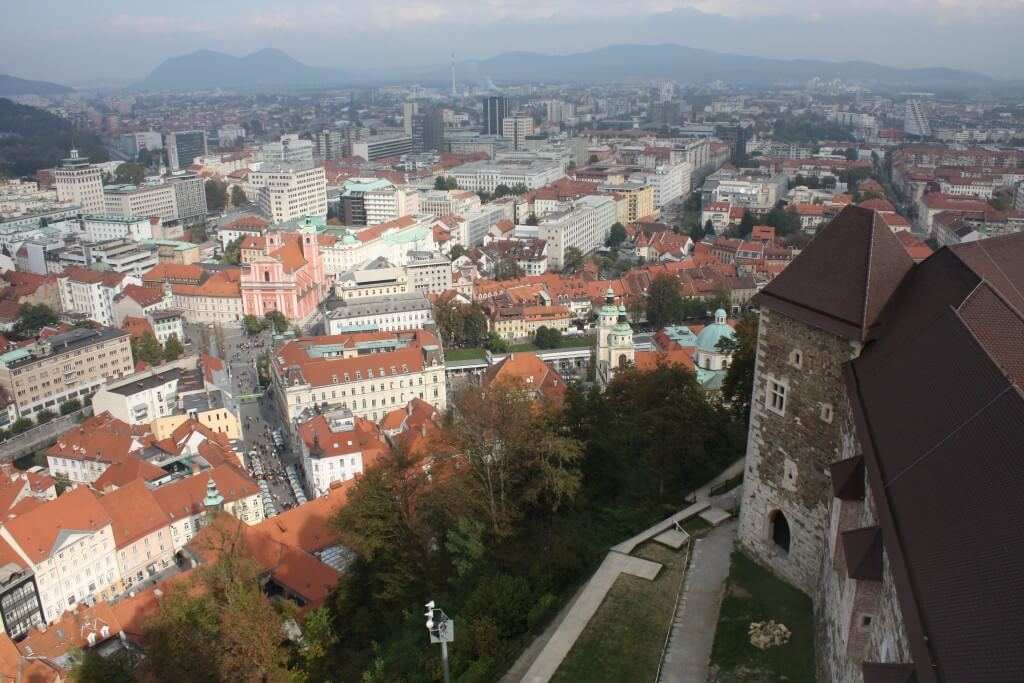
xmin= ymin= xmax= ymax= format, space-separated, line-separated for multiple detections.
xmin=4 ymin=1 xmax=1023 ymax=84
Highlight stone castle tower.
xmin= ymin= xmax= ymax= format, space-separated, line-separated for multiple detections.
xmin=596 ymin=288 xmax=634 ymax=389
xmin=737 ymin=206 xmax=913 ymax=596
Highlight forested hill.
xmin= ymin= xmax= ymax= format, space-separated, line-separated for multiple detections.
xmin=0 ymin=98 xmax=107 ymax=177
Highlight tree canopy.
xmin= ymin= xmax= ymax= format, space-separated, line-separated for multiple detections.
xmin=14 ymin=303 xmax=57 ymax=337
xmin=607 ymin=222 xmax=627 ymax=247
xmin=205 ymin=179 xmax=228 ymax=212
xmin=561 ymin=246 xmax=585 ymax=273
xmin=114 ymin=162 xmax=146 ymax=185
xmin=534 ymin=325 xmax=563 ymax=349
xmin=646 ymin=273 xmax=685 ymax=327
xmin=719 ymin=311 xmax=758 ymax=426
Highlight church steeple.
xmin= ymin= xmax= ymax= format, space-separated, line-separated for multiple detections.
xmin=203 ymin=475 xmax=224 ymax=525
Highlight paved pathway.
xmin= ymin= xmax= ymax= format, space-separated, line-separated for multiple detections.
xmin=658 ymin=520 xmax=738 ymax=683
xmin=519 ymin=552 xmax=662 ymax=683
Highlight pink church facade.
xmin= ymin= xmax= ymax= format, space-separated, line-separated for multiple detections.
xmin=241 ymin=228 xmax=326 ymax=323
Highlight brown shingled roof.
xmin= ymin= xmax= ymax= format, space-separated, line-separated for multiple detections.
xmin=753 ymin=205 xmax=914 ymax=341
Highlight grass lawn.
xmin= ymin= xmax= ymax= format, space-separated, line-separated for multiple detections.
xmin=710 ymin=551 xmax=816 ymax=683
xmin=551 ymin=541 xmax=687 ymax=683
xmin=443 ymin=348 xmax=487 ymax=361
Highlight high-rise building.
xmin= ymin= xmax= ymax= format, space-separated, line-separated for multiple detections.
xmin=904 ymin=99 xmax=932 ymax=139
xmin=403 ymin=101 xmax=418 ymax=137
xmin=165 ymin=130 xmax=208 ymax=171
xmin=248 ymin=166 xmax=327 ymax=223
xmin=501 ymin=113 xmax=534 ymax=151
xmin=350 ymin=135 xmax=414 ymax=162
xmin=412 ymin=108 xmax=445 ymax=153
xmin=313 ymin=129 xmax=345 ymax=161
xmin=482 ymin=96 xmax=509 ymax=136
xmin=54 ymin=149 xmax=105 ymax=214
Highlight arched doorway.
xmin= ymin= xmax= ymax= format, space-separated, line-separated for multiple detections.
xmin=769 ymin=510 xmax=791 ymax=553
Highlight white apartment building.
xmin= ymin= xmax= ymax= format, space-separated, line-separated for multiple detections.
xmin=91 ymin=364 xmax=188 ymax=425
xmin=418 ymin=189 xmax=481 ymax=217
xmin=537 ymin=195 xmax=616 ymax=271
xmin=272 ymin=332 xmax=447 ymax=423
xmin=1 ymin=487 xmax=119 ymax=622
xmin=365 ymin=184 xmax=419 ymax=226
xmin=636 ymin=161 xmax=692 ymax=207
xmin=104 ymin=182 xmax=177 ymax=222
xmin=54 ymin=150 xmax=105 ymax=214
xmin=324 ymin=292 xmax=434 ymax=334
xmin=461 ymin=203 xmax=515 ymax=247
xmin=405 ymin=251 xmax=453 ymax=293
xmin=298 ymin=407 xmax=383 ymax=497
xmin=249 ymin=165 xmax=327 ymax=224
xmin=58 ymin=268 xmax=129 ymax=326
xmin=447 ymin=160 xmax=564 ymax=193
xmin=502 ymin=114 xmax=535 ymax=150
xmin=79 ymin=215 xmax=154 ymax=242
xmin=58 ymin=240 xmax=158 ymax=278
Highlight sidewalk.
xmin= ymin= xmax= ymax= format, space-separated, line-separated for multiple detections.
xmin=658 ymin=520 xmax=737 ymax=683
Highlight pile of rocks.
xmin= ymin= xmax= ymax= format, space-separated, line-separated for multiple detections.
xmin=748 ymin=621 xmax=791 ymax=650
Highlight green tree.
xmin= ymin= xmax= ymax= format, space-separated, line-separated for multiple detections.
xmin=222 ymin=235 xmax=244 ymax=265
xmin=844 ymin=147 xmax=859 ymax=161
xmin=690 ymin=221 xmax=706 ymax=242
xmin=229 ymin=185 xmax=247 ymax=207
xmin=8 ymin=418 xmax=33 ymax=435
xmin=59 ymin=398 xmax=81 ymax=415
xmin=534 ymin=325 xmax=563 ymax=349
xmin=141 ymin=521 xmax=292 ymax=683
xmin=163 ymin=333 xmax=185 ymax=361
xmin=137 ymin=147 xmax=155 ymax=167
xmin=561 ymin=246 xmax=584 ymax=273
xmin=525 ymin=213 xmax=539 ymax=226
xmin=448 ymin=383 xmax=583 ymax=537
xmin=113 ymin=162 xmax=145 ymax=185
xmin=646 ymin=273 xmax=684 ymax=327
xmin=494 ymin=257 xmax=524 ymax=281
xmin=588 ymin=154 xmax=599 ymax=164
xmin=448 ymin=243 xmax=467 ymax=261
xmin=14 ymin=303 xmax=57 ymax=337
xmin=434 ymin=176 xmax=458 ymax=190
xmin=243 ymin=314 xmax=269 ymax=336
xmin=264 ymin=310 xmax=289 ymax=335
xmin=331 ymin=448 xmax=440 ymax=607
xmin=709 ymin=283 xmax=732 ymax=312
xmin=737 ymin=210 xmax=754 ymax=237
xmin=594 ymin=363 xmax=741 ymax=498
xmin=719 ymin=311 xmax=758 ymax=425
xmin=35 ymin=409 xmax=56 ymax=425
xmin=462 ymin=304 xmax=488 ymax=347
xmin=68 ymin=647 xmax=140 ymax=683
xmin=607 ymin=222 xmax=627 ymax=247
xmin=204 ymin=179 xmax=229 ymax=212
xmin=484 ymin=331 xmax=508 ymax=353
xmin=492 ymin=183 xmax=513 ymax=198
xmin=189 ymin=222 xmax=210 ymax=244
xmin=432 ymin=295 xmax=464 ymax=345
xmin=133 ymin=331 xmax=164 ymax=366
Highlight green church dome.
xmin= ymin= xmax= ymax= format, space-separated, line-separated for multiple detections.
xmin=695 ymin=309 xmax=734 ymax=352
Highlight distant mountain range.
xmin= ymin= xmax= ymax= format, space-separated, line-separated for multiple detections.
xmin=0 ymin=74 xmax=72 ymax=96
xmin=137 ymin=43 xmax=991 ymax=91
xmin=142 ymin=49 xmax=348 ymax=90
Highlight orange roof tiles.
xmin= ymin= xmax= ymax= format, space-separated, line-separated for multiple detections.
xmin=152 ymin=465 xmax=259 ymax=522
xmin=4 ymin=487 xmax=112 ymax=564
xmin=255 ymin=484 xmax=353 ymax=554
xmin=482 ymin=352 xmax=566 ymax=404
xmin=97 ymin=480 xmax=168 ymax=549
xmin=299 ymin=414 xmax=387 ymax=459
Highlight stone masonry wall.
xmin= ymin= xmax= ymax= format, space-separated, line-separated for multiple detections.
xmin=737 ymin=306 xmax=860 ymax=596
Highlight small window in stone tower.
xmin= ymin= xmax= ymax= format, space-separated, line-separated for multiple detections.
xmin=789 ymin=349 xmax=803 ymax=369
xmin=767 ymin=378 xmax=787 ymax=416
xmin=820 ymin=403 xmax=834 ymax=423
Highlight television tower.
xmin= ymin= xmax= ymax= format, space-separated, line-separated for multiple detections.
xmin=450 ymin=52 xmax=456 ymax=97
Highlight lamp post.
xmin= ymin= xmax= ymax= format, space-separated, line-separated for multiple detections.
xmin=424 ymin=600 xmax=453 ymax=683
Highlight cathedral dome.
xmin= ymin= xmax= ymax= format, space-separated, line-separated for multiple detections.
xmin=695 ymin=309 xmax=734 ymax=353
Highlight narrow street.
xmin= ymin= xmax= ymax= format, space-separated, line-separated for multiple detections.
xmin=182 ymin=322 xmax=302 ymax=514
